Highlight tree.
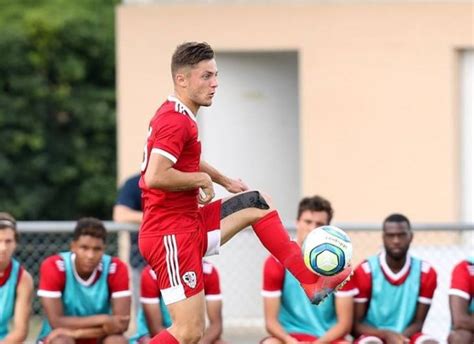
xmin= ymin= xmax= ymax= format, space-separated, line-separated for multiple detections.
xmin=0 ymin=0 xmax=119 ymax=219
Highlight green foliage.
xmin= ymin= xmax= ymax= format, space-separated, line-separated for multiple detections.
xmin=0 ymin=0 xmax=119 ymax=220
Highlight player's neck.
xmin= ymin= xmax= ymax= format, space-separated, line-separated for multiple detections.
xmin=173 ymin=92 xmax=199 ymax=115
xmin=385 ymin=254 xmax=407 ymax=273
xmin=0 ymin=260 xmax=10 ymax=275
xmin=74 ymin=261 xmax=95 ymax=280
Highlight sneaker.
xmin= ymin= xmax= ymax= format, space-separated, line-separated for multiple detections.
xmin=301 ymin=266 xmax=353 ymax=305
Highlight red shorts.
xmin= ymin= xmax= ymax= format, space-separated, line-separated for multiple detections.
xmin=139 ymin=200 xmax=221 ymax=305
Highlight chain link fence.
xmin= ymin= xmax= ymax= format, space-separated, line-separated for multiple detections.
xmin=16 ymin=222 xmax=474 ymax=343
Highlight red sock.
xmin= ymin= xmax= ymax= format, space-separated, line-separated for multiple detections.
xmin=252 ymin=211 xmax=318 ymax=284
xmin=150 ymin=330 xmax=179 ymax=344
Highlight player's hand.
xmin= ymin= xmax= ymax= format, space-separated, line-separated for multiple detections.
xmin=383 ymin=331 xmax=409 ymax=344
xmin=224 ymin=177 xmax=249 ymax=193
xmin=103 ymin=315 xmax=130 ymax=334
xmin=198 ymin=174 xmax=215 ymax=205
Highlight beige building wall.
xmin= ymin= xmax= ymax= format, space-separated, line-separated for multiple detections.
xmin=116 ymin=2 xmax=474 ymax=222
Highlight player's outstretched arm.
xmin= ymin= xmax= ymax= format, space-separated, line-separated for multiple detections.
xmin=145 ymin=153 xmax=212 ymax=192
xmin=200 ymin=160 xmax=248 ymax=193
xmin=450 ymin=295 xmax=474 ymax=331
xmin=2 ymin=270 xmax=33 ymax=344
xmin=318 ymin=295 xmax=353 ymax=343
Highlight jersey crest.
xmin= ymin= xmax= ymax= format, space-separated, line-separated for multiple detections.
xmin=183 ymin=271 xmax=197 ymax=289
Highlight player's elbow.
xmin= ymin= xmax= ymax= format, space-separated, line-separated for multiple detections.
xmin=17 ymin=330 xmax=28 ymax=343
xmin=119 ymin=322 xmax=130 ymax=334
xmin=452 ymin=314 xmax=470 ymax=330
xmin=144 ymin=171 xmax=162 ymax=189
xmin=264 ymin=318 xmax=278 ymax=334
xmin=48 ymin=316 xmax=65 ymax=329
xmin=213 ymin=322 xmax=223 ymax=338
xmin=353 ymin=321 xmax=365 ymax=336
xmin=144 ymin=169 xmax=171 ymax=190
xmin=339 ymin=318 xmax=353 ymax=335
xmin=117 ymin=316 xmax=131 ymax=334
xmin=8 ymin=328 xmax=28 ymax=343
xmin=112 ymin=205 xmax=126 ymax=222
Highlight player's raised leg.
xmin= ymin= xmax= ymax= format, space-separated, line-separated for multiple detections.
xmin=217 ymin=190 xmax=352 ymax=304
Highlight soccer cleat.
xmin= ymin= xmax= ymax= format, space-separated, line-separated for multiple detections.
xmin=301 ymin=266 xmax=353 ymax=305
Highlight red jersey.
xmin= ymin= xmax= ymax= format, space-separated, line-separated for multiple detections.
xmin=140 ymin=261 xmax=222 ymax=303
xmin=449 ymin=259 xmax=474 ymax=303
xmin=353 ymin=253 xmax=437 ymax=305
xmin=37 ymin=254 xmax=130 ymax=299
xmin=139 ymin=96 xmax=201 ymax=237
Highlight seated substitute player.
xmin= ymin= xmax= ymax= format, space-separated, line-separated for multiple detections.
xmin=139 ymin=41 xmax=352 ymax=344
xmin=130 ymin=261 xmax=228 ymax=344
xmin=447 ymin=257 xmax=474 ymax=344
xmin=0 ymin=212 xmax=33 ymax=344
xmin=261 ymin=196 xmax=356 ymax=344
xmin=37 ymin=217 xmax=131 ymax=344
xmin=353 ymin=214 xmax=438 ymax=344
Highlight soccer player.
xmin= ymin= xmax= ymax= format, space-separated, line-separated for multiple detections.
xmin=261 ymin=196 xmax=356 ymax=344
xmin=130 ymin=260 xmax=228 ymax=344
xmin=37 ymin=217 xmax=131 ymax=344
xmin=0 ymin=212 xmax=33 ymax=344
xmin=353 ymin=214 xmax=438 ymax=344
xmin=138 ymin=41 xmax=352 ymax=344
xmin=447 ymin=257 xmax=474 ymax=344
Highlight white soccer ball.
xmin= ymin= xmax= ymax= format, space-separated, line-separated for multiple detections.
xmin=302 ymin=225 xmax=352 ymax=276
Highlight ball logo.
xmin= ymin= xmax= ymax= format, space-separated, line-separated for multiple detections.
xmin=182 ymin=271 xmax=197 ymax=289
xmin=321 ymin=226 xmax=350 ymax=243
xmin=303 ymin=225 xmax=352 ymax=276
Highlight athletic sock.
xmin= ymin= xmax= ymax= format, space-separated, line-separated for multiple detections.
xmin=149 ymin=330 xmax=179 ymax=344
xmin=252 ymin=210 xmax=318 ymax=284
